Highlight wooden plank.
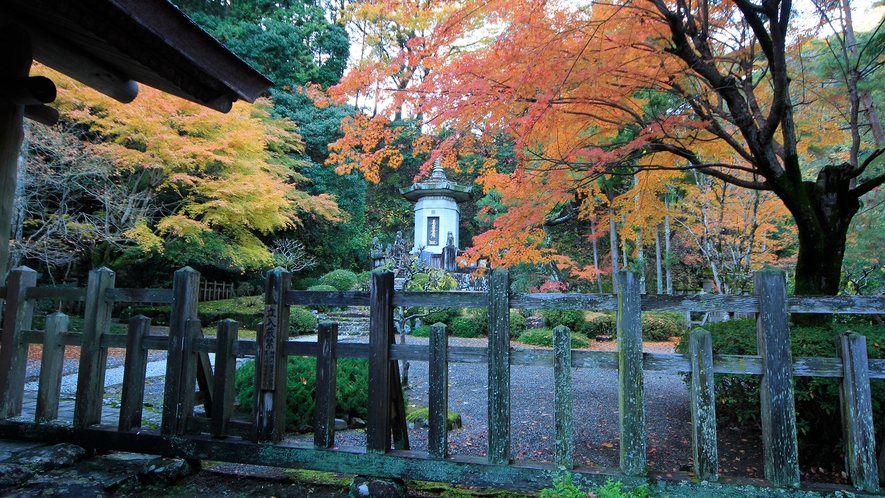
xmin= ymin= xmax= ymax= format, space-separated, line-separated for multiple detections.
xmin=389 ymin=338 xmax=410 ymax=451
xmin=428 ymin=323 xmax=448 ymax=459
xmin=314 ymin=322 xmax=338 ymax=449
xmin=487 ymin=267 xmax=511 ymax=465
xmin=836 ymin=332 xmax=878 ymax=493
xmin=195 ymin=348 xmax=214 ymax=416
xmin=254 ymin=267 xmax=291 ymax=443
xmin=24 ymin=287 xmax=85 ymax=302
xmin=106 ymin=288 xmax=174 ymax=304
xmin=118 ymin=315 xmax=151 ymax=432
xmin=510 ymin=293 xmax=617 ymax=311
xmin=36 ymin=312 xmax=67 ymax=423
xmin=642 ymin=294 xmax=758 ymax=313
xmin=689 ymin=328 xmax=718 ymax=482
xmin=787 ymin=295 xmax=885 ymax=315
xmin=286 ymin=290 xmax=370 ymax=307
xmin=755 ymin=270 xmax=799 ymax=487
xmin=553 ymin=325 xmax=573 ymax=470
xmin=211 ymin=320 xmax=238 ymax=438
xmin=395 ymin=292 xmax=487 ymax=309
xmin=617 ymin=271 xmax=645 ymax=477
xmin=0 ymin=266 xmax=37 ymax=419
xmin=74 ymin=267 xmax=115 ymax=429
xmin=367 ymin=270 xmax=394 ymax=453
xmin=161 ymin=267 xmax=200 ymax=436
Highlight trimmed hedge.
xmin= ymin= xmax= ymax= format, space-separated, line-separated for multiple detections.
xmin=518 ymin=327 xmax=591 ymax=348
xmin=540 ymin=309 xmax=586 ymax=331
xmin=676 ymin=319 xmax=885 ymax=450
xmin=319 ymin=269 xmax=358 ymax=291
xmin=450 ymin=317 xmax=484 ymax=338
xmin=289 ymin=307 xmax=317 ymax=336
xmin=577 ymin=311 xmax=687 ymax=341
xmin=581 ymin=312 xmax=615 ymax=338
xmin=235 ymin=356 xmax=369 ymax=431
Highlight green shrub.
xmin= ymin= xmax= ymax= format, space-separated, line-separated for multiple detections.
xmin=235 ymin=356 xmax=369 ymax=431
xmin=298 ymin=277 xmax=319 ymax=289
xmin=425 ymin=308 xmax=461 ymax=327
xmin=319 ymin=269 xmax=358 ymax=291
xmin=518 ymin=327 xmax=591 ymax=348
xmin=450 ymin=317 xmax=483 ymax=338
xmin=411 ymin=325 xmax=431 ymax=337
xmin=540 ymin=474 xmax=650 ymax=498
xmin=676 ymin=319 xmax=885 ymax=450
xmin=289 ymin=307 xmax=317 ymax=336
xmin=541 ymin=309 xmax=586 ymax=331
xmin=355 ymin=271 xmax=372 ymax=291
xmin=509 ymin=312 xmax=527 ymax=334
xmin=641 ymin=311 xmax=687 ymax=341
xmin=581 ymin=312 xmax=616 ymax=338
xmin=406 ymin=407 xmax=462 ymax=430
xmin=464 ymin=308 xmax=489 ymax=335
xmin=119 ymin=305 xmax=170 ymax=326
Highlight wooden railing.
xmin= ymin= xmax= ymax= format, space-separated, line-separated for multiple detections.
xmin=0 ymin=265 xmax=884 ymax=493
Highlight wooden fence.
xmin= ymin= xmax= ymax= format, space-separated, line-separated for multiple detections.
xmin=1 ymin=265 xmax=885 ymax=493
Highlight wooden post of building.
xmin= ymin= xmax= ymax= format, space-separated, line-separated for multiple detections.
xmin=314 ymin=322 xmax=338 ymax=449
xmin=74 ymin=267 xmax=115 ymax=429
xmin=254 ymin=267 xmax=291 ymax=443
xmin=754 ymin=269 xmax=799 ymax=487
xmin=0 ymin=266 xmax=36 ymax=419
xmin=617 ymin=271 xmax=646 ymax=476
xmin=428 ymin=323 xmax=449 ymax=459
xmin=837 ymin=332 xmax=878 ymax=493
xmin=553 ymin=325 xmax=573 ymax=470
xmin=161 ymin=267 xmax=201 ymax=436
xmin=211 ymin=319 xmax=238 ymax=438
xmin=118 ymin=315 xmax=151 ymax=432
xmin=689 ymin=328 xmax=718 ymax=481
xmin=367 ymin=270 xmax=394 ymax=453
xmin=488 ymin=267 xmax=511 ymax=465
xmin=35 ymin=312 xmax=68 ymax=422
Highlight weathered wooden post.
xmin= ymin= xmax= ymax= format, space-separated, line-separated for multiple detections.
xmin=428 ymin=322 xmax=449 ymax=459
xmin=211 ymin=319 xmax=239 ymax=438
xmin=754 ymin=269 xmax=799 ymax=487
xmin=367 ymin=270 xmax=394 ymax=453
xmin=254 ymin=267 xmax=291 ymax=443
xmin=689 ymin=328 xmax=718 ymax=481
xmin=836 ymin=332 xmax=878 ymax=492
xmin=617 ymin=271 xmax=645 ymax=476
xmin=0 ymin=266 xmax=36 ymax=419
xmin=553 ymin=325 xmax=573 ymax=470
xmin=74 ymin=266 xmax=115 ymax=429
xmin=119 ymin=315 xmax=152 ymax=432
xmin=161 ymin=266 xmax=200 ymax=436
xmin=488 ymin=267 xmax=511 ymax=465
xmin=36 ymin=312 xmax=68 ymax=423
xmin=314 ymin=322 xmax=339 ymax=449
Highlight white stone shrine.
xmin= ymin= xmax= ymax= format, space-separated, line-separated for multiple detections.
xmin=400 ymin=161 xmax=471 ymax=259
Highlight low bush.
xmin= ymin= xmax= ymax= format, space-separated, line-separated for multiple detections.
xmin=289 ymin=307 xmax=317 ymax=336
xmin=450 ymin=317 xmax=483 ymax=338
xmin=411 ymin=325 xmax=431 ymax=337
xmin=235 ymin=356 xmax=369 ymax=431
xmin=425 ymin=308 xmax=461 ymax=327
xmin=464 ymin=308 xmax=489 ymax=335
xmin=676 ymin=319 xmax=885 ymax=451
xmin=318 ymin=269 xmax=358 ymax=291
xmin=509 ymin=312 xmax=527 ymax=335
xmin=518 ymin=327 xmax=591 ymax=348
xmin=581 ymin=312 xmax=616 ymax=338
xmin=541 ymin=309 xmax=586 ymax=331
xmin=641 ymin=311 xmax=688 ymax=341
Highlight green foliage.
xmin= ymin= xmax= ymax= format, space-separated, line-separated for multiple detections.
xmin=289 ymin=307 xmax=317 ymax=336
xmin=676 ymin=319 xmax=885 ymax=450
xmin=540 ymin=474 xmax=650 ymax=498
xmin=450 ymin=317 xmax=484 ymax=338
xmin=425 ymin=308 xmax=461 ymax=327
xmin=306 ymin=284 xmax=342 ymax=312
xmin=518 ymin=328 xmax=591 ymax=349
xmin=581 ymin=312 xmax=616 ymax=338
xmin=641 ymin=311 xmax=688 ymax=341
xmin=318 ymin=269 xmax=358 ymax=291
xmin=406 ymin=407 xmax=463 ymax=430
xmin=541 ymin=309 xmax=586 ymax=331
xmin=509 ymin=311 xmax=527 ymax=335
xmin=235 ymin=356 xmax=369 ymax=431
xmin=464 ymin=308 xmax=490 ymax=335
xmin=411 ymin=325 xmax=431 ymax=337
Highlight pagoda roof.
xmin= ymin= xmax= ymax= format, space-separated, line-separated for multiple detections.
xmin=400 ymin=162 xmax=472 ymax=203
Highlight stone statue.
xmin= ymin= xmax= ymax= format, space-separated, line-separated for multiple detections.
xmin=370 ymin=236 xmax=384 ymax=259
xmin=446 ymin=231 xmax=454 ymax=247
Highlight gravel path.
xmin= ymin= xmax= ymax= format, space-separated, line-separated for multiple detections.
xmin=287 ymin=335 xmax=764 ymax=477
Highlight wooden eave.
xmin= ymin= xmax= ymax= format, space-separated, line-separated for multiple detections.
xmin=1 ymin=0 xmax=273 ymax=112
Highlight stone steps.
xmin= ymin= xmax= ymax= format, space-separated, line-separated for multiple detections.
xmin=316 ymin=307 xmax=370 ymax=336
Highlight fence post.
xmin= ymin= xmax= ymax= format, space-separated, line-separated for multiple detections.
xmin=314 ymin=322 xmax=338 ymax=449
xmin=689 ymin=328 xmax=718 ymax=481
xmin=488 ymin=267 xmax=511 ymax=465
xmin=211 ymin=319 xmax=238 ymax=438
xmin=119 ymin=315 xmax=151 ymax=432
xmin=74 ymin=267 xmax=115 ymax=429
xmin=553 ymin=325 xmax=573 ymax=470
xmin=754 ymin=269 xmax=799 ymax=487
xmin=161 ymin=266 xmax=201 ymax=436
xmin=0 ymin=266 xmax=37 ymax=419
xmin=428 ymin=322 xmax=449 ymax=459
xmin=837 ymin=332 xmax=879 ymax=493
xmin=254 ymin=267 xmax=291 ymax=443
xmin=367 ymin=270 xmax=394 ymax=453
xmin=36 ymin=312 xmax=68 ymax=422
xmin=617 ymin=271 xmax=645 ymax=476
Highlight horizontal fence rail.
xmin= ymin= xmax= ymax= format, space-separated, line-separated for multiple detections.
xmin=0 ymin=265 xmax=883 ymax=494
